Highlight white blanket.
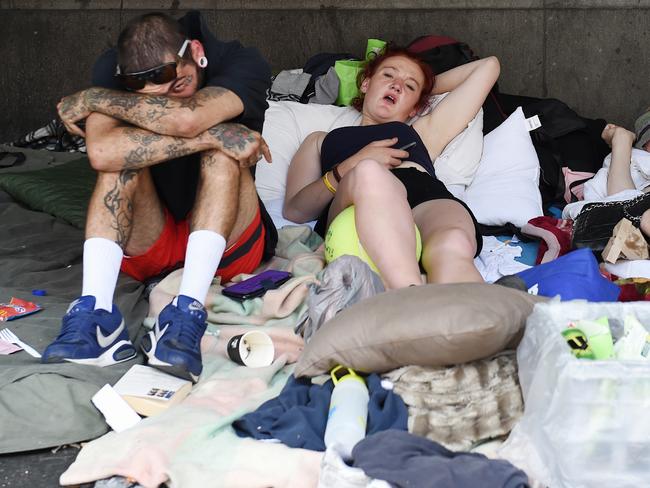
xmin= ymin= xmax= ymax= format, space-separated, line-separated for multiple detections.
xmin=562 ymin=148 xmax=650 ymax=219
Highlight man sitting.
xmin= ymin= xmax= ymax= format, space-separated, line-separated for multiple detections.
xmin=42 ymin=11 xmax=277 ymax=382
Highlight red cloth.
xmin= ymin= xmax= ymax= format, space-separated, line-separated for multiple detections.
xmin=521 ymin=216 xmax=574 ymax=265
xmin=121 ymin=208 xmax=265 ymax=283
xmin=614 ymin=277 xmax=650 ymax=302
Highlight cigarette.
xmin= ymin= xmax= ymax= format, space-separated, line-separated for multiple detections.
xmin=398 ymin=141 xmax=416 ymax=151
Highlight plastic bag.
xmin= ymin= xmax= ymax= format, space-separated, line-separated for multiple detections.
xmin=334 ymin=38 xmax=386 ymax=107
xmin=334 ymin=59 xmax=365 ymax=107
xmin=499 ymin=300 xmax=650 ymax=488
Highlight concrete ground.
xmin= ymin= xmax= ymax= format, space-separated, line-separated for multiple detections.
xmin=0 ymin=446 xmax=87 ymax=488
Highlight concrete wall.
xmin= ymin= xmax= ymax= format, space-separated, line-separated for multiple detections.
xmin=0 ymin=1 xmax=648 ymax=141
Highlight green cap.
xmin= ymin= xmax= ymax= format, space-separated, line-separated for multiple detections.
xmin=634 ymin=108 xmax=650 ymax=150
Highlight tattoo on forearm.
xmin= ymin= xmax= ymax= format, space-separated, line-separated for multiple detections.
xmin=107 ymin=95 xmax=140 ymax=110
xmin=207 ymin=123 xmax=255 ymax=152
xmin=164 ymin=137 xmax=193 ymax=160
xmin=201 ymin=151 xmax=219 ymax=168
xmin=91 ymin=85 xmax=231 ymax=133
xmin=124 ymin=146 xmax=156 ymax=169
xmin=200 ymin=86 xmax=228 ymax=100
xmin=103 ymin=169 xmax=137 ymax=248
xmin=118 ymin=127 xmax=204 ymax=169
xmin=126 ymin=131 xmax=163 ymax=146
xmin=59 ymin=97 xmax=79 ymax=117
xmin=178 ymin=97 xmax=201 ymax=111
xmin=145 ymin=96 xmax=169 ymax=108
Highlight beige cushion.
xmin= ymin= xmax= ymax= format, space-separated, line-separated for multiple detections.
xmin=294 ymin=283 xmax=546 ymax=377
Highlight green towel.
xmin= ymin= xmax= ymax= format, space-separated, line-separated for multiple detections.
xmin=0 ymin=157 xmax=95 ymax=229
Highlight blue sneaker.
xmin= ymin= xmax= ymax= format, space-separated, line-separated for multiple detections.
xmin=41 ymin=296 xmax=137 ymax=366
xmin=141 ymin=295 xmax=207 ymax=382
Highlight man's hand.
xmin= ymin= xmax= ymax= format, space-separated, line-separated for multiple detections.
xmin=57 ymin=88 xmax=96 ymax=138
xmin=204 ymin=123 xmax=272 ymax=168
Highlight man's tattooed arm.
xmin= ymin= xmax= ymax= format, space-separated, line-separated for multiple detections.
xmin=205 ymin=123 xmax=271 ymax=168
xmin=85 ymin=113 xmax=267 ymax=172
xmin=98 ymin=126 xmax=213 ymax=171
xmin=61 ymin=85 xmax=242 ymax=138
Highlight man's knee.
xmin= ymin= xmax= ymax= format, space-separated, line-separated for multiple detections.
xmin=200 ymin=149 xmax=241 ymax=180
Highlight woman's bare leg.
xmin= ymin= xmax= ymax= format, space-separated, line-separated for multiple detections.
xmin=327 ymin=159 xmax=422 ymax=289
xmin=412 ymin=199 xmax=483 ymax=284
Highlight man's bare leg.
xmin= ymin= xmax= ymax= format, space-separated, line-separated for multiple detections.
xmin=42 ymin=167 xmax=163 ymax=366
xmin=176 ymin=149 xmax=259 ymax=304
xmin=82 ymin=167 xmax=165 ymax=310
xmin=144 ymin=149 xmax=261 ymax=381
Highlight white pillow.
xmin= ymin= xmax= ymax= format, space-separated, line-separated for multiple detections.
xmin=414 ymin=93 xmax=484 ymax=187
xmin=255 ymin=101 xmax=361 ymax=202
xmin=462 ymin=107 xmax=543 ymax=227
xmin=434 ymin=108 xmax=484 ymax=187
xmin=262 ymin=197 xmax=315 ymax=230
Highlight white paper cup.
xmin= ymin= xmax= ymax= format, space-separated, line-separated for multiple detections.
xmin=226 ymin=330 xmax=275 ymax=367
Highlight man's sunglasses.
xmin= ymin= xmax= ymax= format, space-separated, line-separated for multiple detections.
xmin=115 ymin=39 xmax=190 ymax=91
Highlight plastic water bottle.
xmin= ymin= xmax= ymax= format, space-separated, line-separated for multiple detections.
xmin=323 ymin=365 xmax=369 ymax=460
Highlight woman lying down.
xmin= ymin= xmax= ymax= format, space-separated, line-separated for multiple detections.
xmin=565 ymin=111 xmax=650 ymax=255
xmin=283 ymin=46 xmax=500 ymax=289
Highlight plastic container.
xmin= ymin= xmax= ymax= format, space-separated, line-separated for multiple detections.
xmin=323 ymin=365 xmax=369 ymax=460
xmin=499 ymin=300 xmax=650 ymax=488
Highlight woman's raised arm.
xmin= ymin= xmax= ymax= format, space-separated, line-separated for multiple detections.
xmin=414 ymin=56 xmax=500 ymax=160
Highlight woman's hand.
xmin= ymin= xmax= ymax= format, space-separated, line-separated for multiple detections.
xmin=339 ymin=137 xmax=409 ymax=175
xmin=601 ymin=123 xmax=635 ymax=148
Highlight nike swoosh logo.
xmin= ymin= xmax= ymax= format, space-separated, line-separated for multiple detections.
xmin=96 ymin=320 xmax=126 ymax=348
xmin=187 ymin=301 xmax=203 ymax=312
xmin=155 ymin=321 xmax=169 ymax=340
xmin=67 ymin=298 xmax=82 ymax=314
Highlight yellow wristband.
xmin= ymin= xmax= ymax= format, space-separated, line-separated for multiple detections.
xmin=322 ymin=172 xmax=337 ymax=194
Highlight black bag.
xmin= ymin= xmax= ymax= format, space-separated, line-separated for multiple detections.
xmin=407 ymin=35 xmax=508 ymax=133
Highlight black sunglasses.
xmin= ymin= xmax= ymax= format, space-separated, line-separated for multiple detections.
xmin=115 ymin=39 xmax=190 ymax=91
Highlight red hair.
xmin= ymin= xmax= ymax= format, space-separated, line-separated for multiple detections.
xmin=351 ymin=45 xmax=435 ymax=112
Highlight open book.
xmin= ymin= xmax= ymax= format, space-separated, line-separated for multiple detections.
xmin=113 ymin=364 xmax=192 ymax=417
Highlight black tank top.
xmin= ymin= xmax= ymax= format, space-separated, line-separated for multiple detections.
xmin=320 ymin=121 xmax=437 ymax=179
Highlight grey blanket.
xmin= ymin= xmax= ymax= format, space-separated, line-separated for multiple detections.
xmin=0 ymin=187 xmax=147 ymax=453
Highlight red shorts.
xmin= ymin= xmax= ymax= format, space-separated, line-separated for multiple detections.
xmin=121 ymin=208 xmax=266 ymax=284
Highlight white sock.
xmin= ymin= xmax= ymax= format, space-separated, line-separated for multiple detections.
xmin=81 ymin=238 xmax=124 ymax=311
xmin=178 ymin=230 xmax=227 ymax=305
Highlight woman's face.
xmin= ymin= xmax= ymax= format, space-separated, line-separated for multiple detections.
xmin=360 ymin=55 xmax=426 ymax=123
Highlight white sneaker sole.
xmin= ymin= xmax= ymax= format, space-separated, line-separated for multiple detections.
xmin=141 ymin=330 xmax=199 ymax=382
xmin=63 ymin=340 xmax=136 ymax=367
